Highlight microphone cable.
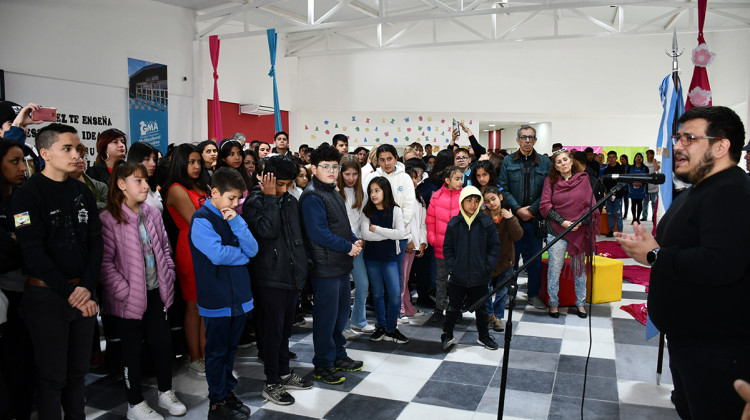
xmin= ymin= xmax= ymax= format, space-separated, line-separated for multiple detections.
xmin=580 ymin=175 xmax=598 ymax=419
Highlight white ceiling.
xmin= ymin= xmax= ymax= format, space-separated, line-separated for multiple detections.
xmin=156 ymin=0 xmax=750 ymax=57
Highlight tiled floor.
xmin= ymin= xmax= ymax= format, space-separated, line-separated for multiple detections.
xmin=84 ymin=221 xmax=681 ymax=419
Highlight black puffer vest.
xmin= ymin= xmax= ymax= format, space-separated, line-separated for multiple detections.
xmin=299 ymin=177 xmax=354 ymax=278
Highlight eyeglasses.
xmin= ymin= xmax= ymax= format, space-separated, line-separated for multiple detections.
xmin=455 ymin=156 xmax=470 ymax=161
xmin=317 ymin=164 xmax=341 ymax=172
xmin=518 ymin=135 xmax=537 ymax=141
xmin=671 ymin=133 xmax=725 ymax=147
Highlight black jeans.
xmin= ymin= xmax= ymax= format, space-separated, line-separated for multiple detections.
xmin=22 ymin=284 xmax=95 ymax=420
xmin=443 ymin=283 xmax=489 ymax=339
xmin=259 ymin=286 xmax=299 ymax=384
xmin=667 ymin=337 xmax=750 ymax=419
xmin=0 ymin=289 xmax=36 ymax=420
xmin=631 ymin=198 xmax=643 ymax=221
xmin=115 ymin=289 xmax=174 ymax=405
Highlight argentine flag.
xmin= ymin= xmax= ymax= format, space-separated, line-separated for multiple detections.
xmin=648 ymin=74 xmax=684 ymax=341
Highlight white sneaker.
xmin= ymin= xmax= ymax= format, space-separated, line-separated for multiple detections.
xmin=342 ymin=328 xmax=360 ymax=340
xmin=127 ymin=401 xmax=163 ymax=420
xmin=188 ymin=359 xmax=206 ymax=376
xmin=397 ymin=314 xmax=410 ymax=325
xmin=409 ymin=310 xmax=427 ymax=317
xmin=351 ymin=323 xmax=376 ymax=333
xmin=158 ymin=390 xmax=187 ymax=416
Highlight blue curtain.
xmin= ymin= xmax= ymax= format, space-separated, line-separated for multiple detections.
xmin=267 ymin=29 xmax=282 ymax=132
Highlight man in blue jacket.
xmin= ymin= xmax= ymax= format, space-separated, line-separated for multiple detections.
xmin=497 ymin=125 xmax=551 ymax=310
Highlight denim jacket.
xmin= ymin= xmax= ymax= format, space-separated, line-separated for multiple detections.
xmin=498 ymin=150 xmax=551 ymax=217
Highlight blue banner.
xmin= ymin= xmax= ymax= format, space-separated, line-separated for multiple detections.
xmin=128 ymin=58 xmax=168 ymax=156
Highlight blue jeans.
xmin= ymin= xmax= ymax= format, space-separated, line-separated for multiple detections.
xmin=310 ymin=275 xmax=351 ymax=367
xmin=364 ymin=258 xmax=401 ymax=332
xmin=204 ymin=313 xmax=247 ymax=404
xmin=349 ymin=253 xmax=370 ymax=329
xmin=514 ymin=220 xmax=543 ymax=299
xmin=643 ymin=192 xmax=658 ymax=220
xmin=486 ymin=268 xmax=512 ymax=319
xmin=396 ymin=239 xmax=408 ymax=288
xmin=546 ymin=234 xmax=587 ymax=307
xmin=605 ymin=197 xmax=623 ymax=233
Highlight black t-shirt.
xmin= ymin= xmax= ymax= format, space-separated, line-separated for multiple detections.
xmin=601 ymin=163 xmax=627 ymax=198
xmin=11 ymin=173 xmax=103 ymax=299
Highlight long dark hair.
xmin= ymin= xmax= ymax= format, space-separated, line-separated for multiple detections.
xmin=126 ymin=141 xmax=159 ymax=191
xmin=429 ymin=149 xmax=456 ymax=182
xmin=196 ymin=140 xmax=218 ymax=168
xmin=106 ymin=160 xmax=149 ymax=224
xmin=216 ymin=140 xmax=253 ymax=191
xmin=165 ymin=144 xmax=208 ymax=194
xmin=0 ymin=139 xmax=24 ymax=203
xmin=363 ymin=176 xmax=398 ymax=219
xmin=337 ymin=154 xmax=364 ymax=210
xmin=470 ymin=160 xmax=498 ymax=190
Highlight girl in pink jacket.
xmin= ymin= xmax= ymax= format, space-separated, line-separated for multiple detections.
xmin=100 ymin=161 xmax=187 ymax=420
xmin=425 ymin=166 xmax=463 ymax=320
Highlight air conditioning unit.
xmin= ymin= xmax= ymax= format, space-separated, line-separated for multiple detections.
xmin=239 ymin=103 xmax=275 ymax=115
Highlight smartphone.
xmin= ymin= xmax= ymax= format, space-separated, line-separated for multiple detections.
xmin=452 ymin=120 xmax=460 ymax=137
xmin=33 ymin=107 xmax=57 ymax=122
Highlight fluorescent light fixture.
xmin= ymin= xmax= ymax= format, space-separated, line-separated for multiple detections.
xmin=488 ymin=124 xmax=495 ymax=127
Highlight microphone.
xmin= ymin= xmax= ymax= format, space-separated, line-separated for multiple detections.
xmin=603 ymin=173 xmax=666 ymax=184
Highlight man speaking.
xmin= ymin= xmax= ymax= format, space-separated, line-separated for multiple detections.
xmin=617 ymin=106 xmax=750 ymax=419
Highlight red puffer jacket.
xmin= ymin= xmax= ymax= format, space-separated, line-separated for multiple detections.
xmin=426 ymin=185 xmax=461 ymax=259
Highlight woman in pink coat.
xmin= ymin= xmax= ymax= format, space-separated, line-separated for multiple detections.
xmin=100 ymin=161 xmax=187 ymax=420
xmin=425 ymin=166 xmax=463 ymax=320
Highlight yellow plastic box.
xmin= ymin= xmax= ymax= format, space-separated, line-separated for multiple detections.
xmin=586 ymin=255 xmax=623 ymax=304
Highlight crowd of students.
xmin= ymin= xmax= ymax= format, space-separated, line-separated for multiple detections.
xmin=1 ymin=101 xmax=674 ymax=420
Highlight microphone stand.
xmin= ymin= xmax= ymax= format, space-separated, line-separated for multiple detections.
xmin=466 ymin=183 xmax=625 ymax=420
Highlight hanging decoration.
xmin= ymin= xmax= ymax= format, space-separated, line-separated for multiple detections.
xmin=209 ymin=35 xmax=223 ymax=142
xmin=685 ymin=0 xmax=713 ymax=110
xmin=267 ymin=29 xmax=282 ymax=132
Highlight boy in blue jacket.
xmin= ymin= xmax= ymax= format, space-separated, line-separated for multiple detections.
xmin=441 ymin=186 xmax=501 ymax=352
xmin=190 ymin=168 xmax=258 ymax=420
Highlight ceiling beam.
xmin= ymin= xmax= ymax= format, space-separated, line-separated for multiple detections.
xmin=286 ymin=24 xmax=748 ymax=57
xmin=498 ymin=11 xmax=539 ymax=39
xmin=569 ymin=8 xmax=618 ymax=33
xmin=315 ymin=0 xmax=353 ymax=25
xmin=449 ymin=17 xmax=490 ymax=40
xmin=383 ymin=21 xmax=421 ymax=47
xmin=196 ymin=0 xmax=280 ymax=22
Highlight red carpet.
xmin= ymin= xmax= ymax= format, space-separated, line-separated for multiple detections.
xmin=620 ymin=303 xmax=648 ymax=325
xmin=623 ymin=265 xmax=651 ymax=291
xmin=596 ymin=241 xmax=629 ymax=259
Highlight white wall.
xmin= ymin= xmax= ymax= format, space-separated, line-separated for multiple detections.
xmin=0 ymin=0 xmax=196 ymax=151
xmin=288 ymin=30 xmax=750 ymax=150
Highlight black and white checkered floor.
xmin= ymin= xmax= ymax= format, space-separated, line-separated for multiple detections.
xmin=83 ymin=223 xmax=681 ymax=420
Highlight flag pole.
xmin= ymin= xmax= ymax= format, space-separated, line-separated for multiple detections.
xmin=656 ymin=29 xmax=683 ymax=386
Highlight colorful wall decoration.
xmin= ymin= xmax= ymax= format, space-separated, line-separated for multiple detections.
xmin=299 ymin=113 xmax=479 ymax=148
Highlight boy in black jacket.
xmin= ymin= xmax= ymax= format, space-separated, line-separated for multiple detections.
xmin=441 ymin=186 xmax=501 ymax=352
xmin=242 ymin=156 xmax=312 ymax=406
